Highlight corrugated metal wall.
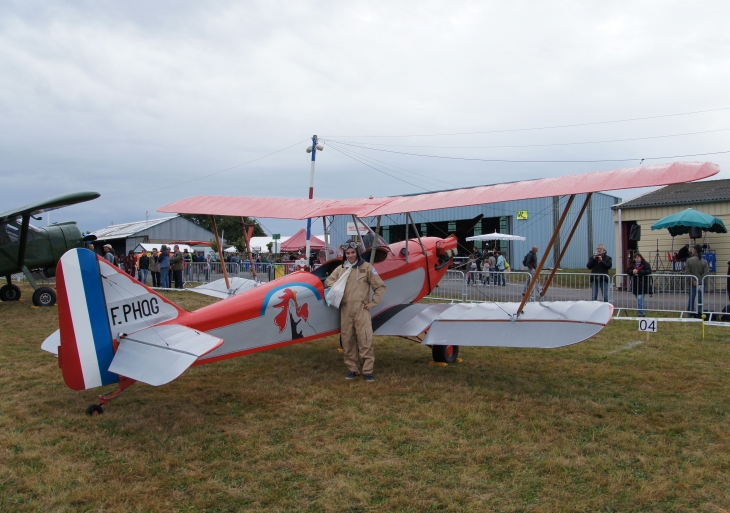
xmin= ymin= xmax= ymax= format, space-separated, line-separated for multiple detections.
xmin=328 ymin=193 xmax=619 ymax=269
xmin=138 ymin=217 xmax=215 ymax=244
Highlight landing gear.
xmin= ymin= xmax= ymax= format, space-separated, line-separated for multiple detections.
xmin=86 ymin=404 xmax=104 ymax=416
xmin=0 ymin=283 xmax=21 ymax=301
xmin=432 ymin=344 xmax=459 ymax=364
xmin=84 ymin=377 xmax=136 ymax=416
xmin=32 ymin=287 xmax=56 ymax=307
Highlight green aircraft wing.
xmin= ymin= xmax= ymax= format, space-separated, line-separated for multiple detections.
xmin=0 ymin=192 xmax=100 ymax=223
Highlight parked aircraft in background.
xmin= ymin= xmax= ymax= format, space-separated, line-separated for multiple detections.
xmin=40 ymin=162 xmax=718 ymax=415
xmin=0 ymin=192 xmax=99 ymax=306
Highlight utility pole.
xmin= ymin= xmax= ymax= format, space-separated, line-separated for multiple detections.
xmin=305 ymin=135 xmax=323 ymax=269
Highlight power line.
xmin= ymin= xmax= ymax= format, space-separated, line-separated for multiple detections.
xmin=327 ymin=141 xmax=462 ymax=189
xmin=325 ymin=127 xmax=730 ymax=150
xmin=108 ymin=139 xmax=309 ymax=200
xmin=322 ymin=106 xmax=730 ymax=138
xmin=326 ymin=141 xmax=730 ymax=164
xmin=327 ymin=143 xmax=432 ymax=191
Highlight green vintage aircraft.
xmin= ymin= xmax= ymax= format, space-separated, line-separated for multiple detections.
xmin=0 ymin=192 xmax=100 ymax=306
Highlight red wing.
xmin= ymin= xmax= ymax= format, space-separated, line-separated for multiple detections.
xmin=158 ymin=161 xmax=718 ymax=219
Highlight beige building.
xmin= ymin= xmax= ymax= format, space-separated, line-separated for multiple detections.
xmin=612 ymin=179 xmax=730 ymax=275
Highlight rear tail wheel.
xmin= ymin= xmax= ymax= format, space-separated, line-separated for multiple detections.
xmin=0 ymin=284 xmax=21 ymax=302
xmin=86 ymin=404 xmax=103 ymax=416
xmin=32 ymin=287 xmax=57 ymax=307
xmin=432 ymin=344 xmax=459 ymax=364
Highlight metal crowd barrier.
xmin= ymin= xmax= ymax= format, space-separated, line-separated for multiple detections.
xmin=428 ymin=270 xmax=606 ymax=304
xmin=612 ymin=273 xmax=697 ymax=317
xmin=462 ymin=271 xmax=534 ymax=303
xmin=702 ymin=274 xmax=730 ymax=321
xmin=426 ymin=270 xmax=466 ymax=301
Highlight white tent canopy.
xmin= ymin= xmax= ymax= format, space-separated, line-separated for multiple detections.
xmin=466 ymin=231 xmax=526 ymax=242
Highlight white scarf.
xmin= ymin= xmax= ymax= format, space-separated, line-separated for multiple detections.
xmin=326 ymin=260 xmax=356 ymax=308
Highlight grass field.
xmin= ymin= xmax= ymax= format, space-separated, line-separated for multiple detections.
xmin=1 ymin=284 xmax=730 ymax=512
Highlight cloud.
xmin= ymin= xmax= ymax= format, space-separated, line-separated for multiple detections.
xmin=1 ymin=0 xmax=729 ymax=235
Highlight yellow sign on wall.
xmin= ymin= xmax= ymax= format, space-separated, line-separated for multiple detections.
xmin=517 ymin=210 xmax=528 ymax=220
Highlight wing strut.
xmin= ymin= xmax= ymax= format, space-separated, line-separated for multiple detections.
xmin=240 ymin=217 xmax=257 ymax=280
xmin=210 ymin=216 xmax=230 ymax=290
xmin=541 ymin=193 xmax=593 ymax=298
xmin=370 ymin=216 xmax=381 ymax=264
xmin=407 ymin=213 xmax=432 ymax=292
xmin=517 ymin=194 xmax=576 ymax=316
xmin=16 ymin=215 xmax=31 ymax=267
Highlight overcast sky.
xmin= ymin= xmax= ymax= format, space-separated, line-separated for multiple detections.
xmin=2 ymin=1 xmax=729 ymax=237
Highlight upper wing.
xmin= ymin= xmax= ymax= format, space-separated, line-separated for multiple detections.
xmin=373 ymin=301 xmax=613 ymax=349
xmin=0 ymin=191 xmax=100 ymax=223
xmin=157 ymin=162 xmax=718 ymax=219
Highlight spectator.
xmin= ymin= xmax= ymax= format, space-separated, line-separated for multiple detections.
xmin=183 ymin=249 xmax=192 ymax=281
xmin=466 ymin=255 xmax=478 ymax=286
xmin=488 ymin=252 xmax=497 ymax=286
xmin=627 ymin=252 xmax=652 ymax=317
xmin=496 ymin=251 xmax=506 ymax=286
xmin=103 ymin=244 xmax=115 ymax=265
xmin=587 ymin=243 xmax=612 ymax=302
xmin=150 ymin=248 xmax=161 ymax=287
xmin=171 ymin=245 xmax=184 ymax=289
xmin=522 ymin=246 xmax=541 ymax=298
xmin=124 ymin=250 xmax=136 ymax=277
xmin=138 ymin=249 xmax=150 ymax=285
xmin=686 ymin=245 xmax=709 ymax=318
xmin=159 ymin=245 xmax=171 ymax=288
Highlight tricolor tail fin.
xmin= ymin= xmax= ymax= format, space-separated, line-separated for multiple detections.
xmin=56 ymin=249 xmax=185 ymax=390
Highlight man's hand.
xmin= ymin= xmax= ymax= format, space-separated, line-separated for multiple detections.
xmin=364 ymin=302 xmax=373 ymax=311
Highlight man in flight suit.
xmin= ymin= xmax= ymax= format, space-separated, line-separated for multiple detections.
xmin=325 ymin=240 xmax=386 ymax=383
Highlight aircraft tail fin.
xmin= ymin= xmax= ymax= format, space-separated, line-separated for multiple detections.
xmin=56 ymin=249 xmax=185 ymax=390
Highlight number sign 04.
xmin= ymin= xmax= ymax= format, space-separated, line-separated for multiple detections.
xmin=638 ymin=319 xmax=657 ymax=333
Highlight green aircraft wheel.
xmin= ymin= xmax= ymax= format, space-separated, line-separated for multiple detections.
xmin=0 ymin=284 xmax=21 ymax=302
xmin=32 ymin=287 xmax=57 ymax=307
xmin=432 ymin=344 xmax=459 ymax=364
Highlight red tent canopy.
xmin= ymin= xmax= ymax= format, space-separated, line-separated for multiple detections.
xmin=280 ymin=229 xmax=325 ymax=252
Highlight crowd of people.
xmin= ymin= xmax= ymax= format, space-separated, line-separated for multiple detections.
xmin=91 ymin=242 xmax=194 ymax=289
xmin=462 ymin=248 xmax=508 ymax=286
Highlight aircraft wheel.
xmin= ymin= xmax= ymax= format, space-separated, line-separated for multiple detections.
xmin=32 ymin=287 xmax=57 ymax=307
xmin=0 ymin=284 xmax=21 ymax=302
xmin=86 ymin=404 xmax=103 ymax=416
xmin=432 ymin=344 xmax=459 ymax=364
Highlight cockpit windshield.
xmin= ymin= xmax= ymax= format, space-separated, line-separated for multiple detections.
xmin=0 ymin=217 xmax=40 ymax=246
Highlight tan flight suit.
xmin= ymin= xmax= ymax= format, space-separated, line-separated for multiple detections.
xmin=325 ymin=260 xmax=386 ymax=375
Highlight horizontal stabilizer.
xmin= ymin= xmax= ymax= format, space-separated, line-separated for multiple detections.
xmin=109 ymin=325 xmax=223 ymax=386
xmin=41 ymin=329 xmax=60 ymax=356
xmin=190 ymin=277 xmax=260 ymax=300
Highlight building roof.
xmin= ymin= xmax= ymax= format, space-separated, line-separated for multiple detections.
xmin=614 ymin=179 xmax=730 ymax=210
xmin=91 ymin=217 xmax=177 ymax=239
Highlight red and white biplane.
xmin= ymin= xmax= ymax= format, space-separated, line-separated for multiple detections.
xmin=41 ymin=162 xmax=718 ymax=414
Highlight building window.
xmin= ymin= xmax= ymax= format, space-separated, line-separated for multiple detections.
xmin=448 ymin=221 xmax=456 ymax=232
xmin=420 ymin=223 xmax=427 ymax=236
xmin=382 ymin=226 xmax=389 ymax=243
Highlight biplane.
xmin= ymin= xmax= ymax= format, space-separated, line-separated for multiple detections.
xmin=0 ymin=192 xmax=99 ymax=306
xmin=40 ymin=162 xmax=718 ymax=415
